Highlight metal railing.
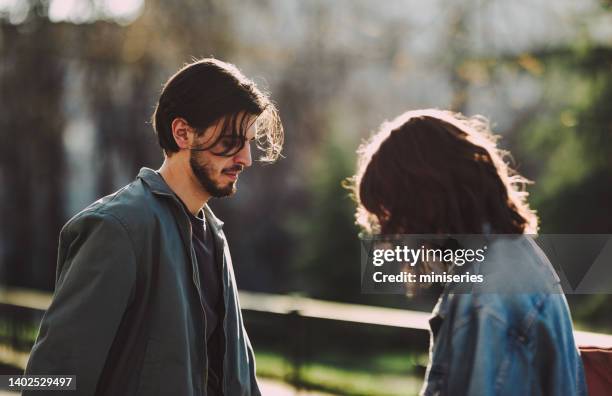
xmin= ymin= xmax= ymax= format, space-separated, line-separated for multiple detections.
xmin=1 ymin=287 xmax=611 ymax=378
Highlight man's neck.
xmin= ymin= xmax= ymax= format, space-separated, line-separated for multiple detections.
xmin=158 ymin=158 xmax=210 ymax=216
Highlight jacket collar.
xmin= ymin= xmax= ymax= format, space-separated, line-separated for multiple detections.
xmin=137 ymin=167 xmax=224 ymax=229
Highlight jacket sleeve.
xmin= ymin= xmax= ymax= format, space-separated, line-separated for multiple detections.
xmin=536 ymin=294 xmax=588 ymax=396
xmin=24 ymin=210 xmax=137 ymax=395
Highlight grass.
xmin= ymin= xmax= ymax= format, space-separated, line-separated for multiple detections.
xmin=255 ymin=349 xmax=426 ymax=396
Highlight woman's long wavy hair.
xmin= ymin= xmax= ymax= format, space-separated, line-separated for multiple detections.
xmin=348 ymin=109 xmax=538 ymax=235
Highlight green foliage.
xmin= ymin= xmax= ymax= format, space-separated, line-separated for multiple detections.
xmin=288 ymin=135 xmax=362 ymax=303
xmin=517 ymin=48 xmax=612 ymax=233
xmin=516 ymin=45 xmax=612 ymax=330
xmin=518 ymin=72 xmax=596 ymax=207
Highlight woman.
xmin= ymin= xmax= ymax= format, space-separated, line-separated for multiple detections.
xmin=349 ymin=109 xmax=587 ymax=395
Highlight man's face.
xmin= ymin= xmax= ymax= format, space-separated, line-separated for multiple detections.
xmin=189 ymin=115 xmax=255 ymax=198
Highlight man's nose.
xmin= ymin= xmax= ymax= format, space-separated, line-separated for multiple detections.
xmin=234 ymin=141 xmax=252 ymax=168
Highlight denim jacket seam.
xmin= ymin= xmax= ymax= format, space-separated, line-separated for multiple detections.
xmin=451 ymin=303 xmax=508 ymax=332
xmin=519 ymin=293 xmax=548 ymax=337
xmin=493 ymin=337 xmax=518 ymax=394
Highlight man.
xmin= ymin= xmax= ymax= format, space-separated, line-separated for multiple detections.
xmin=25 ymin=58 xmax=283 ymax=396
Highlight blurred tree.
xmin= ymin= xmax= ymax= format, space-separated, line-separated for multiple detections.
xmin=513 ymin=43 xmax=612 ymax=331
xmin=0 ymin=4 xmax=66 ymax=289
xmin=289 ymin=137 xmax=360 ymax=302
xmin=515 ymin=45 xmax=612 ymax=233
xmin=212 ymin=0 xmax=355 ymax=294
xmin=0 ymin=0 xmax=238 ymax=289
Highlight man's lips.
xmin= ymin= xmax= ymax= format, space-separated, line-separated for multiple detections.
xmin=222 ymin=167 xmax=243 ymax=180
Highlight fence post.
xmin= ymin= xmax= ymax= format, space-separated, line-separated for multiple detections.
xmin=287 ymin=309 xmax=305 ymax=392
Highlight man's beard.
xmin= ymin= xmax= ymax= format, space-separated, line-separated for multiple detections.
xmin=189 ymin=153 xmax=236 ymax=198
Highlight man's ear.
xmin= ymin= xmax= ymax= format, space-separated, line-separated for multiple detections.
xmin=171 ymin=117 xmax=194 ymax=150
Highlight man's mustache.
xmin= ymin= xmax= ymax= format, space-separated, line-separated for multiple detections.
xmin=223 ymin=165 xmax=244 ymax=173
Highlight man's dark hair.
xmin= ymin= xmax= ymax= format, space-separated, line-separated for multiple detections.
xmin=152 ymin=58 xmax=283 ymax=162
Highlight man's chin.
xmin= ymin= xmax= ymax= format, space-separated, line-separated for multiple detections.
xmin=193 ymin=175 xmax=235 ymax=198
xmin=209 ymin=182 xmax=237 ymax=198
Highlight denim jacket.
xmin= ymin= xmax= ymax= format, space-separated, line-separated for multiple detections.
xmin=421 ymin=236 xmax=587 ymax=396
xmin=26 ymin=168 xmax=260 ymax=396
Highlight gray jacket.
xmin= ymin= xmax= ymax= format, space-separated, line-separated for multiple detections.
xmin=25 ymin=167 xmax=260 ymax=396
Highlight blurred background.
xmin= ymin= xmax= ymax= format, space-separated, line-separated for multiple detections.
xmin=0 ymin=0 xmax=611 ymax=395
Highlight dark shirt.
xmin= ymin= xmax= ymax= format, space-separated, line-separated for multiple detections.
xmin=181 ymin=202 xmax=224 ymax=394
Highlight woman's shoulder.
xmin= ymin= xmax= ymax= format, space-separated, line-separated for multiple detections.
xmin=474 ymin=235 xmax=561 ymax=294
